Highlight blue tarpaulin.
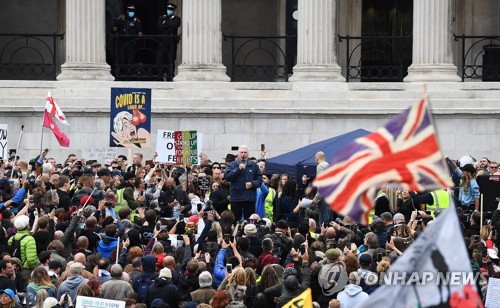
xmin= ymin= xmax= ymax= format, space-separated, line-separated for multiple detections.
xmin=265 ymin=129 xmax=371 ymax=180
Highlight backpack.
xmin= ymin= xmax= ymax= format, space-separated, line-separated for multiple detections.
xmin=10 ymin=234 xmax=29 ymax=260
xmin=135 ymin=275 xmax=153 ymax=303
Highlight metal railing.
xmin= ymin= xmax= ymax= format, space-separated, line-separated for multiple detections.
xmin=454 ymin=34 xmax=500 ymax=82
xmin=338 ymin=35 xmax=412 ymax=82
xmin=108 ymin=34 xmax=180 ymax=81
xmin=223 ymin=35 xmax=295 ymax=82
xmin=0 ymin=33 xmax=64 ymax=80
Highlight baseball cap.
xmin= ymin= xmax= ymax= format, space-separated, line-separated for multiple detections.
xmin=0 ymin=289 xmax=15 ymax=299
xmin=325 ymin=248 xmax=341 ymax=261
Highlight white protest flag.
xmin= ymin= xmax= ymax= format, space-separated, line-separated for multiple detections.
xmin=361 ymin=205 xmax=483 ymax=308
xmin=45 ymin=91 xmax=69 ymax=125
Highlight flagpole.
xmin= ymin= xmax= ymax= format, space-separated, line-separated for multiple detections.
xmin=40 ymin=117 xmax=45 ymax=156
xmin=480 ymin=194 xmax=484 ymax=230
xmin=10 ymin=125 xmax=24 ymax=178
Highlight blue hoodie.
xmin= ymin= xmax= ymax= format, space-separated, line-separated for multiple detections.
xmin=97 ymin=236 xmax=118 ymax=259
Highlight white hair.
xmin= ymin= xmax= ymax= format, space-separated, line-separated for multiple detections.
xmin=113 ymin=111 xmax=133 ymax=133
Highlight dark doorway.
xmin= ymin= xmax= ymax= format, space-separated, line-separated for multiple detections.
xmin=285 ymin=0 xmax=298 ymax=75
xmin=360 ymin=0 xmax=412 ymax=81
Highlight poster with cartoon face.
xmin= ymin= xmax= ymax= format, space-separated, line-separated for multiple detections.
xmin=110 ymin=88 xmax=151 ymax=148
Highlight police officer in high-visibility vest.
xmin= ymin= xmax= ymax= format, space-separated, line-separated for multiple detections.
xmin=422 ymin=189 xmax=451 ymax=217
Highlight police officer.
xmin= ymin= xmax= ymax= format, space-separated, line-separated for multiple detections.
xmin=113 ymin=6 xmax=143 ymax=65
xmin=155 ymin=3 xmax=181 ymax=81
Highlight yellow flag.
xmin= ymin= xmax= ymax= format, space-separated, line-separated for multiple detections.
xmin=282 ymin=288 xmax=313 ymax=308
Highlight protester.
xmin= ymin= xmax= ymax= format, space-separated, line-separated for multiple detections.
xmin=0 ymin=150 xmax=496 ymax=308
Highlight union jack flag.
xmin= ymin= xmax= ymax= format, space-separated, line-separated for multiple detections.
xmin=314 ymin=98 xmax=453 ymax=225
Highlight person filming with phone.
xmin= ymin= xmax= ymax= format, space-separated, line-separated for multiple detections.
xmin=224 ymin=145 xmax=262 ymax=220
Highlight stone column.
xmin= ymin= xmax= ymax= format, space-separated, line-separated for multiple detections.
xmin=175 ymin=0 xmax=229 ymax=81
xmin=289 ymin=0 xmax=344 ymax=82
xmin=405 ymin=0 xmax=460 ymax=82
xmin=57 ymin=0 xmax=113 ymax=80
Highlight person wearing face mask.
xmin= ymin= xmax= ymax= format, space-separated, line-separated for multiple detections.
xmin=155 ymin=3 xmax=181 ymax=81
xmin=112 ymin=5 xmax=143 ymax=65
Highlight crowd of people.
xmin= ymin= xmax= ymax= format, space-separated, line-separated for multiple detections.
xmin=0 ymin=146 xmax=498 ymax=308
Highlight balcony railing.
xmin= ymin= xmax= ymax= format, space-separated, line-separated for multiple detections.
xmin=338 ymin=35 xmax=412 ymax=82
xmin=223 ymin=35 xmax=295 ymax=82
xmin=454 ymin=34 xmax=500 ymax=82
xmin=108 ymin=34 xmax=180 ymax=81
xmin=0 ymin=33 xmax=64 ymax=80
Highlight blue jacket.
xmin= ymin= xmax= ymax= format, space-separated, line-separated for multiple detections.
xmin=213 ymin=248 xmax=227 ymax=286
xmin=255 ymin=184 xmax=269 ymax=218
xmin=224 ymin=161 xmax=262 ymax=202
xmin=0 ymin=187 xmax=26 ymax=213
xmin=97 ymin=236 xmax=118 ymax=259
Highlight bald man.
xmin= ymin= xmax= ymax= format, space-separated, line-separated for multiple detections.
xmin=60 ymin=253 xmax=94 ymax=281
xmin=162 ymin=256 xmax=180 ymax=284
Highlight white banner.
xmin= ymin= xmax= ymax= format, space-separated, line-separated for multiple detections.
xmin=76 ymin=296 xmax=125 ymax=308
xmin=156 ymin=129 xmax=203 ymax=164
xmin=0 ymin=124 xmax=7 ymax=160
xmin=81 ymin=147 xmax=118 ymax=162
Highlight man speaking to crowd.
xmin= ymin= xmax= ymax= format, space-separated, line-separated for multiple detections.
xmin=224 ymin=145 xmax=262 ymax=220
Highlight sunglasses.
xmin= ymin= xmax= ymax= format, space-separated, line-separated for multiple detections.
xmin=212 ymin=166 xmax=221 ymax=169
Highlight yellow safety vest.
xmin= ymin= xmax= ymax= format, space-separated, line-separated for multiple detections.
xmin=427 ymin=189 xmax=451 ymax=217
xmin=116 ymin=188 xmax=139 ymax=221
xmin=265 ymin=188 xmax=276 ymax=220
xmin=368 ymin=190 xmax=386 ymax=224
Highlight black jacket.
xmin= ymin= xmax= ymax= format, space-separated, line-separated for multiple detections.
xmin=145 ymin=278 xmax=179 ymax=308
xmin=57 ymin=189 xmax=71 ymax=212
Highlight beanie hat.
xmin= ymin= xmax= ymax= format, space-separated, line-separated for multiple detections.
xmin=159 ymin=267 xmax=172 ymax=278
xmin=80 ymin=196 xmax=94 ymax=206
xmin=244 ymin=224 xmax=257 ymax=235
xmin=282 ymin=267 xmax=298 ymax=280
xmin=14 ymin=215 xmax=29 ymax=230
xmin=187 ymin=215 xmax=199 ymax=224
xmin=325 ymin=248 xmax=341 ymax=261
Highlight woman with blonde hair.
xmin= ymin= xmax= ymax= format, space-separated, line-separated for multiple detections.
xmin=34 ymin=289 xmax=48 ymax=308
xmin=480 ymin=224 xmax=496 ymax=249
xmin=225 ymin=267 xmax=247 ymax=303
xmin=26 ymin=267 xmax=56 ymax=307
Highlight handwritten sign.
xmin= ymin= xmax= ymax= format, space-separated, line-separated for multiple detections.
xmin=82 ymin=147 xmax=118 ymax=162
xmin=0 ymin=124 xmax=7 ymax=160
xmin=156 ymin=129 xmax=203 ymax=165
xmin=485 ymin=278 xmax=500 ymax=308
xmin=76 ymin=296 xmax=125 ymax=308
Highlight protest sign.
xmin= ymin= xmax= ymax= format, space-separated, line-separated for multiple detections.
xmin=0 ymin=124 xmax=7 ymax=160
xmin=485 ymin=278 xmax=500 ymax=308
xmin=76 ymin=296 xmax=125 ymax=308
xmin=110 ymin=88 xmax=151 ymax=148
xmin=82 ymin=147 xmax=118 ymax=162
xmin=156 ymin=130 xmax=203 ymax=164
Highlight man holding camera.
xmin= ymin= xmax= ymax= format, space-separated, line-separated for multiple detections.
xmin=224 ymin=145 xmax=262 ymax=220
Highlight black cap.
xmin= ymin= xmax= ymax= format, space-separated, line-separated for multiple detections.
xmin=460 ymin=164 xmax=476 ymax=174
xmin=224 ymin=154 xmax=236 ymax=163
xmin=127 ymin=5 xmax=135 ymax=11
xmin=166 ymin=3 xmax=177 ymax=9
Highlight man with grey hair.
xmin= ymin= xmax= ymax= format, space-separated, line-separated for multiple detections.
xmin=224 ymin=145 xmax=262 ymax=220
xmin=190 ymin=271 xmax=215 ymax=304
xmin=57 ymin=262 xmax=89 ymax=303
xmin=101 ymin=264 xmax=135 ymax=299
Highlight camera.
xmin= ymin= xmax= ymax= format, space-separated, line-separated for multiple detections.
xmin=104 ymin=202 xmax=113 ymax=207
xmin=471 ymin=235 xmax=481 ymax=242
xmin=299 ymin=245 xmax=306 ymax=254
xmin=226 ymin=264 xmax=233 ymax=274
